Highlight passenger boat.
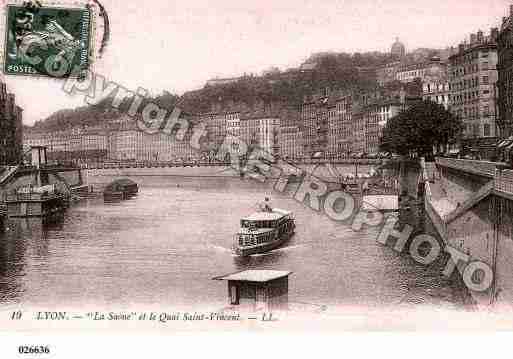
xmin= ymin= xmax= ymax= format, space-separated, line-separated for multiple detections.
xmin=234 ymin=206 xmax=295 ymax=256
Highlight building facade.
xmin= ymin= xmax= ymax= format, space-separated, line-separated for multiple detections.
xmin=0 ymin=82 xmax=23 ymax=165
xmin=396 ymin=58 xmax=447 ymax=83
xmin=279 ymin=125 xmax=303 ymax=161
xmin=301 ymin=95 xmax=329 ymax=159
xmin=301 ymin=90 xmax=350 ymax=160
xmin=351 ymin=103 xmax=367 ymax=156
xmin=24 ymin=115 xmax=200 ymax=166
xmin=24 ymin=125 xmax=109 ymax=165
xmin=449 ymin=28 xmax=499 ymax=158
xmin=422 ymin=80 xmax=451 ymax=109
xmin=352 ymin=98 xmax=402 ymax=156
xmin=240 ymin=116 xmax=280 ymax=157
xmin=338 ymin=95 xmax=353 ymax=157
xmin=497 ymin=5 xmax=513 ymax=139
xmin=199 ymin=112 xmax=227 ymax=158
xmin=226 ymin=112 xmax=241 ymax=137
xmin=205 ymin=76 xmax=244 ymax=87
xmin=376 ymin=62 xmax=401 ymax=86
xmin=327 ymin=94 xmax=352 ymax=159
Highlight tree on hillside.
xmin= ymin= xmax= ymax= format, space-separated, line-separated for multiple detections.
xmin=31 ymin=90 xmax=180 ymax=132
xmin=379 ymin=100 xmax=462 ymax=159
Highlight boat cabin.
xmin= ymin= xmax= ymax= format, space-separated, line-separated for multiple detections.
xmin=214 ymin=270 xmax=292 ymax=311
xmin=240 ymin=209 xmax=292 ymax=230
xmin=236 ymin=209 xmax=295 ymax=252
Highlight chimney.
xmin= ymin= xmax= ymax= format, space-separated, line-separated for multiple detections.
xmin=477 ymin=30 xmax=484 ymax=43
xmin=491 ymin=27 xmax=499 ymax=42
xmin=458 ymin=43 xmax=465 ymax=53
xmin=470 ymin=33 xmax=477 ymax=45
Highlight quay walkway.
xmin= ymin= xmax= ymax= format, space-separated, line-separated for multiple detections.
xmin=421 ymin=157 xmax=513 ymax=309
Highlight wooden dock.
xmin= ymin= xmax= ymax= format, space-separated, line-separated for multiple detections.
xmin=4 ymin=191 xmax=68 ymax=218
xmin=0 ymin=204 xmax=6 ymax=231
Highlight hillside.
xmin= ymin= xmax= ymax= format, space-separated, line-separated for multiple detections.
xmin=30 ymin=92 xmax=180 ymax=132
xmin=29 ymin=49 xmax=436 ymax=131
xmin=178 ymin=51 xmax=398 ymax=113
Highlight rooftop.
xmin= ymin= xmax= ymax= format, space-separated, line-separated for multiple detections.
xmin=213 ymin=270 xmax=292 ymax=283
xmin=435 ymin=157 xmax=501 ymax=178
xmin=242 ymin=209 xmax=292 ymax=221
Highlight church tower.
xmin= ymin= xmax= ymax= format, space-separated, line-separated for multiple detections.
xmin=391 ymin=37 xmax=406 ymax=59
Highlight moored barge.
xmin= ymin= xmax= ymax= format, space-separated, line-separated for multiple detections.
xmin=103 ymin=178 xmax=138 ymax=201
xmin=4 ymin=185 xmax=68 ymax=218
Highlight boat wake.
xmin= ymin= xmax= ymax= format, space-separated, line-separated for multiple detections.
xmin=208 ymin=242 xmax=308 ymax=257
xmin=241 ymin=243 xmax=308 ymax=257
xmin=273 ymin=244 xmax=308 ymax=252
xmin=208 ymin=244 xmax=233 ymax=254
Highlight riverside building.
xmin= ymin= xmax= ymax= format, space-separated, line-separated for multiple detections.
xmin=449 ymin=28 xmax=499 ymax=159
xmin=497 ymin=5 xmax=513 ymax=140
xmin=0 ymin=81 xmax=23 ymax=165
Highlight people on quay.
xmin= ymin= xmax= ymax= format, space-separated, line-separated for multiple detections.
xmin=259 ymin=197 xmax=273 ymax=212
xmin=362 ymin=180 xmax=369 ymax=195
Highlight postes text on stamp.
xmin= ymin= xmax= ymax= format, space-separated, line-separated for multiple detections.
xmin=3 ymin=0 xmax=93 ymax=78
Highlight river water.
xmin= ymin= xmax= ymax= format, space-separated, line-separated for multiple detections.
xmin=0 ymin=175 xmax=470 ymax=311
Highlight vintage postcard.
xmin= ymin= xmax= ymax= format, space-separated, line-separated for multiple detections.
xmin=1 ymin=0 xmax=513 ymax=357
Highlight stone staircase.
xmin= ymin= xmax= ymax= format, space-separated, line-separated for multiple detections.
xmin=425 ymin=162 xmax=438 ymax=182
xmin=0 ymin=166 xmax=19 ymax=186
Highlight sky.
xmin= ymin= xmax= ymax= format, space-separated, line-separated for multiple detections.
xmin=3 ymin=0 xmax=513 ymax=125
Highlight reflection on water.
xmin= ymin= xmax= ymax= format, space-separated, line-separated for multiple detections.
xmin=0 ymin=218 xmax=60 ymax=303
xmin=0 ymin=176 xmax=470 ymax=310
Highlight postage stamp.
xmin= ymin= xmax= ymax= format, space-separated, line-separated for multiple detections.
xmin=2 ymin=0 xmax=96 ymax=78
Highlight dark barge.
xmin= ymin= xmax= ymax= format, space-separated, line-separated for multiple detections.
xmin=103 ymin=178 xmax=139 ymax=201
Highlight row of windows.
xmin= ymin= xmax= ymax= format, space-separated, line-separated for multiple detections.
xmin=397 ymin=69 xmax=425 ymax=80
xmin=454 ymin=103 xmax=492 ymax=116
xmin=451 ymin=89 xmax=492 ymax=105
xmin=463 ymin=123 xmax=492 ymax=137
xmin=336 ymin=102 xmax=351 ymax=112
xmin=455 ymin=105 xmax=492 ymax=119
xmin=425 ymin=83 xmax=449 ymax=93
xmin=451 ymin=62 xmax=491 ymax=78
xmin=451 ymin=76 xmax=489 ymax=91
xmin=451 ymin=50 xmax=489 ymax=67
xmin=225 ymin=113 xmax=239 ymax=121
xmin=426 ymin=95 xmax=448 ymax=103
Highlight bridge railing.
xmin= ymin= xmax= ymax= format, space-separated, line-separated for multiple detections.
xmin=495 ymin=170 xmax=513 ymax=195
xmin=435 ymin=157 xmax=497 ymax=178
xmin=435 ymin=157 xmax=513 ymax=196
